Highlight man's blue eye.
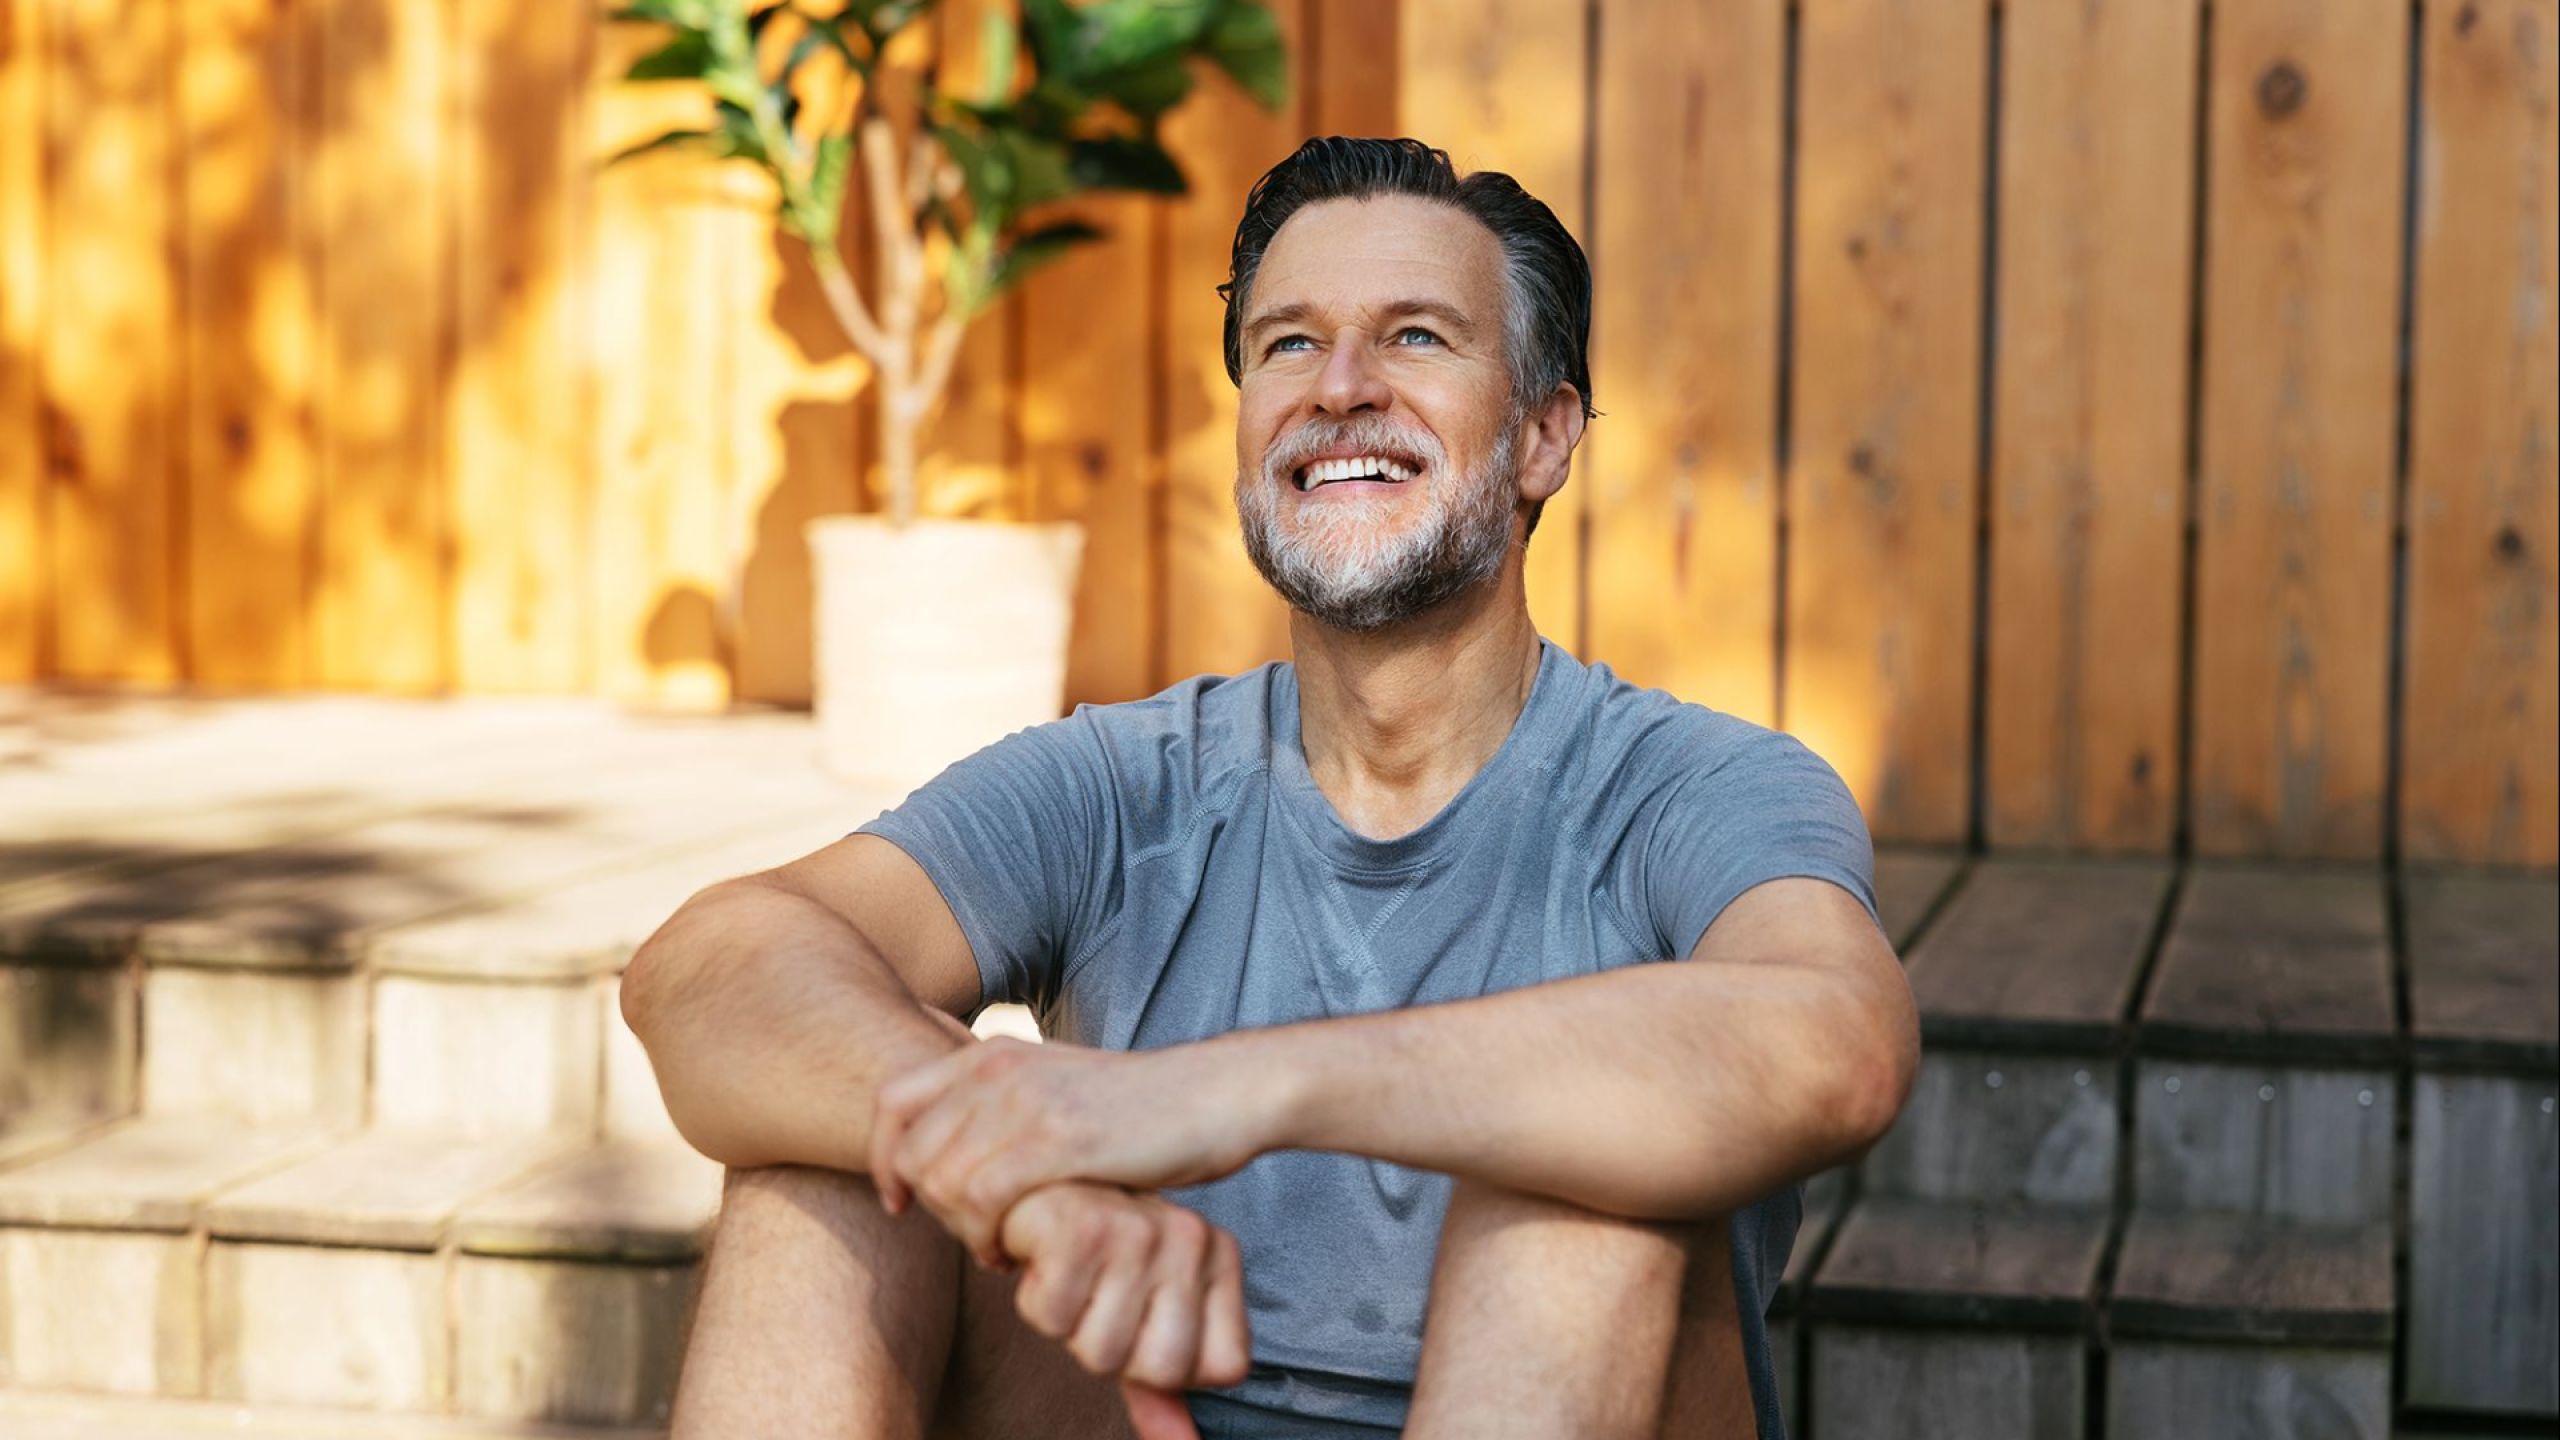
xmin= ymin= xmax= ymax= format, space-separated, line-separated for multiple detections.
xmin=1271 ymin=335 xmax=1313 ymax=353
xmin=1393 ymin=327 xmax=1441 ymax=346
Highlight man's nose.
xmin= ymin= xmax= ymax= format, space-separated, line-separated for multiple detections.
xmin=1313 ymin=330 xmax=1392 ymax=415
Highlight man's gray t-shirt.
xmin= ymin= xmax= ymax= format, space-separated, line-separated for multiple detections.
xmin=855 ymin=635 xmax=1879 ymax=1439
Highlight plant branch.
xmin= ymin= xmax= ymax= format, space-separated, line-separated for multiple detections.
xmin=807 ymin=241 xmax=896 ymax=371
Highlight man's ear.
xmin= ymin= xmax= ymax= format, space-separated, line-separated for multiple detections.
xmin=1519 ymin=385 xmax=1588 ymax=503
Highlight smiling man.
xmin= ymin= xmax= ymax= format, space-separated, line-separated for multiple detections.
xmin=620 ymin=137 xmax=1918 ymax=1440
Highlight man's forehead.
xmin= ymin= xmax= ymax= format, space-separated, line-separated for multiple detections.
xmin=1247 ymin=194 xmax=1504 ymax=321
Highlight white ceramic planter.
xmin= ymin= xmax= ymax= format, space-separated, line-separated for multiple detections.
xmin=805 ymin=515 xmax=1085 ymax=792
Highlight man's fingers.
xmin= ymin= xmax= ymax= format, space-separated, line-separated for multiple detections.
xmin=1123 ymin=1211 xmax=1210 ymax=1390
xmin=1118 ymin=1381 xmax=1201 ymax=1440
xmin=1013 ymin=1215 xmax=1108 ymax=1339
xmin=1197 ymin=1227 xmax=1250 ymax=1388
xmin=1065 ymin=1214 xmax=1156 ymax=1377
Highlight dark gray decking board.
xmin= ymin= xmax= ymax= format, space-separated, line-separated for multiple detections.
xmin=1874 ymin=848 xmax=1968 ymax=953
xmin=2138 ymin=865 xmax=2398 ymax=1065
xmin=2108 ymin=1341 xmax=2390 ymax=1440
xmin=1902 ymin=856 xmax=2172 ymax=1052
xmin=2109 ymin=1209 xmax=2394 ymax=1347
xmin=1865 ymin=1052 xmax=2118 ymax=1207
xmin=2404 ymin=869 xmax=2560 ymax=1071
xmin=2133 ymin=1061 xmax=2396 ymax=1225
xmin=1806 ymin=1196 xmax=2109 ymax=1333
xmin=1811 ymin=1327 xmax=2084 ymax=1440
xmin=2407 ymin=1070 xmax=2560 ymax=1416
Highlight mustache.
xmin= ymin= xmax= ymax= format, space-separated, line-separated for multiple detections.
xmin=1261 ymin=416 xmax=1445 ymax=483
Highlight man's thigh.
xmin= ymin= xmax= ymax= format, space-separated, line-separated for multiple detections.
xmin=931 ymin=1258 xmax=1137 ymax=1440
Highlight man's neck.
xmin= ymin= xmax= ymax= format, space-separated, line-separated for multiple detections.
xmin=1289 ymin=580 xmax=1545 ymax=842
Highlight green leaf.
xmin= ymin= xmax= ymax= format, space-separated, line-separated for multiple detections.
xmin=625 ymin=29 xmax=717 ymax=81
xmin=984 ymin=218 xmax=1105 ymax=301
xmin=1003 ymin=129 xmax=1079 ymax=210
xmin=713 ymin=99 xmax=772 ymax=165
xmin=803 ymin=132 xmax=853 ymax=242
xmin=1066 ymin=135 xmax=1185 ymax=195
xmin=604 ymin=127 xmax=731 ymax=168
xmin=607 ymin=0 xmax=711 ymax=25
xmin=979 ymin=9 xmax=1018 ymax=107
xmin=1085 ymin=51 xmax=1194 ymax=120
xmin=1203 ymin=2 xmax=1288 ymax=110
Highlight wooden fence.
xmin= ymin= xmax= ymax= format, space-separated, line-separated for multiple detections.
xmin=0 ymin=0 xmax=2552 ymax=866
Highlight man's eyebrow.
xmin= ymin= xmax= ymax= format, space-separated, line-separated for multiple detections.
xmin=1241 ymin=298 xmax=1478 ymax=346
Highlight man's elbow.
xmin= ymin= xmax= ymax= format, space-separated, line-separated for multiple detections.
xmin=1828 ymin=981 xmax=1921 ymax=1160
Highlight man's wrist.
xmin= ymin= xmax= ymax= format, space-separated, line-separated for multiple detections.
xmin=1200 ymin=1022 xmax=1325 ymax=1161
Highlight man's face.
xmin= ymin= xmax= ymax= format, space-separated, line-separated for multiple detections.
xmin=1231 ymin=195 xmax=1526 ymax=632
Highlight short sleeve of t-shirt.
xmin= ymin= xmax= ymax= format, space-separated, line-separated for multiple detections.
xmin=851 ymin=714 xmax=1123 ymax=1015
xmin=1638 ymin=726 xmax=1881 ymax=961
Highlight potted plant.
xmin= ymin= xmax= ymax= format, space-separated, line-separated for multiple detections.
xmin=609 ymin=0 xmax=1285 ymax=785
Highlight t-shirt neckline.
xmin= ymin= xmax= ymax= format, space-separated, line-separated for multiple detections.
xmin=1271 ymin=635 xmax=1571 ymax=873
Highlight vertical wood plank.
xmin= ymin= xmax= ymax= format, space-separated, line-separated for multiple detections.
xmin=1161 ymin=0 xmax=1304 ymax=683
xmin=1313 ymin=0 xmax=1396 ymax=139
xmin=589 ymin=18 xmax=734 ymax=711
xmin=1397 ymin=0 xmax=1589 ymax=654
xmin=310 ymin=0 xmax=447 ymax=693
xmin=2400 ymin=0 xmax=2558 ymax=867
xmin=729 ymin=198 xmax=867 ymax=709
xmin=1587 ymin=0 xmax=1785 ymax=723
xmin=1785 ymin=0 xmax=1989 ymax=844
xmin=2189 ymin=0 xmax=2407 ymax=859
xmin=1985 ymin=0 xmax=2200 ymax=852
xmin=918 ymin=0 xmax=1021 ymax=524
xmin=0 ymin=0 xmax=42 ymax=681
xmin=1023 ymin=194 xmax=1159 ymax=707
xmin=450 ymin=0 xmax=593 ymax=694
xmin=180 ymin=0 xmax=316 ymax=690
xmin=727 ymin=2 xmax=866 ymax=707
xmin=43 ymin=0 xmax=179 ymax=683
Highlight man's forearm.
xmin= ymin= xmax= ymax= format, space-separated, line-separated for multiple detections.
xmin=1223 ymin=958 xmax=1910 ymax=1220
xmin=621 ymin=878 xmax=963 ymax=1171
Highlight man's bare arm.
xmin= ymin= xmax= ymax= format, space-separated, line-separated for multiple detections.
xmin=875 ymin=877 xmax=1919 ymax=1253
xmin=619 ymin=834 xmax=979 ymax=1172
xmin=1245 ymin=877 xmax=1918 ymax=1217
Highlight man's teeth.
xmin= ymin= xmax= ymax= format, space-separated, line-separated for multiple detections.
xmin=1296 ymin=456 xmax=1417 ymax=490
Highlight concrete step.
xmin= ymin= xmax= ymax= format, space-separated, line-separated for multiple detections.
xmin=0 ymin=1387 xmax=658 ymax=1439
xmin=0 ymin=1124 xmax=716 ymax=1427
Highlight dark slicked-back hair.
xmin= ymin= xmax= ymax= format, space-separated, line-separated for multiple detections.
xmin=1218 ymin=136 xmax=1596 ymax=425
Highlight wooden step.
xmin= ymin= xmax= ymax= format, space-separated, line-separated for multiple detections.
xmin=1804 ymin=1197 xmax=2109 ymax=1440
xmin=2106 ymin=1209 xmax=2394 ymax=1440
xmin=1873 ymin=848 xmax=1967 ymax=951
xmin=1865 ymin=857 xmax=2169 ymax=1208
xmin=1765 ymin=1166 xmax=1849 ymax=1433
xmin=2134 ymin=865 xmax=2397 ymax=1225
xmin=2403 ymin=868 xmax=2559 ymax=1418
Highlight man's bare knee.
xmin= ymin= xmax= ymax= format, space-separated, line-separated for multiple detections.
xmin=671 ymin=1166 xmax=963 ymax=1440
xmin=1408 ymin=1182 xmax=1753 ymax=1440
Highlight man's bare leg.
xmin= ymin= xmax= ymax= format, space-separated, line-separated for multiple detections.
xmin=670 ymin=1165 xmax=1133 ymax=1440
xmin=1403 ymin=1180 xmax=1755 ymax=1440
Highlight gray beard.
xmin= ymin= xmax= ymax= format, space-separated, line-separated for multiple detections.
xmin=1234 ymin=425 xmax=1520 ymax=634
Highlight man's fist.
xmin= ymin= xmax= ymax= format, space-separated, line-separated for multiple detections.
xmin=1000 ymin=1183 xmax=1252 ymax=1395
